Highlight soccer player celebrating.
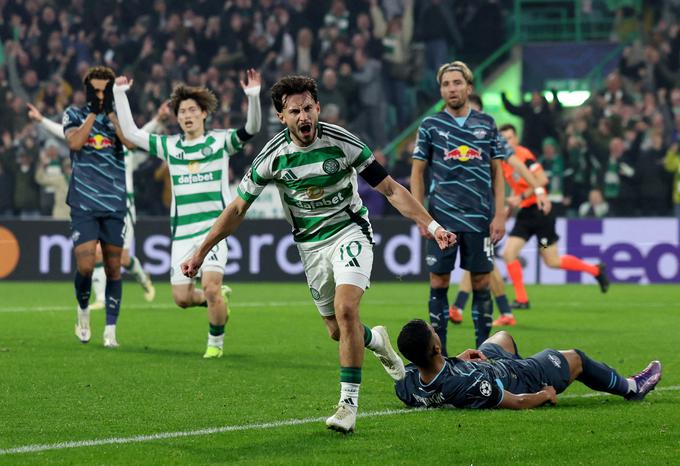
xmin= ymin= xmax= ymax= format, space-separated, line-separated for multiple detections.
xmin=392 ymin=319 xmax=661 ymax=409
xmin=500 ymin=124 xmax=609 ymax=309
xmin=63 ymin=66 xmax=135 ymax=347
xmin=113 ymin=70 xmax=263 ymax=358
xmin=411 ymin=61 xmax=506 ymax=352
xmin=180 ymin=75 xmax=456 ymax=433
xmin=27 ymin=102 xmax=158 ymax=309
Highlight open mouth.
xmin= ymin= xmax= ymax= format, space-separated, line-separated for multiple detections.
xmin=299 ymin=123 xmax=312 ymax=138
xmin=185 ymin=121 xmax=194 ymax=128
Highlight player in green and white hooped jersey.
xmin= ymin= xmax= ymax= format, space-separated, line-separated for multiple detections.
xmin=180 ymin=75 xmax=456 ymax=432
xmin=27 ymin=102 xmax=159 ymax=313
xmin=113 ymin=70 xmax=263 ymax=358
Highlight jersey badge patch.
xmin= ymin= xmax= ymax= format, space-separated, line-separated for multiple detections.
xmin=480 ymin=380 xmax=492 ymax=397
xmin=322 ymin=158 xmax=340 ymax=174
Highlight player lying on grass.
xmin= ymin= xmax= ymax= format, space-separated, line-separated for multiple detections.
xmin=389 ymin=319 xmax=661 ymax=409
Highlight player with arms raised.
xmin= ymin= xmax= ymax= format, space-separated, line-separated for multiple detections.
xmin=113 ymin=70 xmax=262 ymax=358
xmin=181 ymin=75 xmax=456 ymax=433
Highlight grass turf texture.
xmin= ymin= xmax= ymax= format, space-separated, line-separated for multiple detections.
xmin=0 ymin=282 xmax=678 ymax=465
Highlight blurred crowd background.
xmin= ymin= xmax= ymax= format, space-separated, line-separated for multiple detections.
xmin=1 ymin=0 xmax=679 ymax=220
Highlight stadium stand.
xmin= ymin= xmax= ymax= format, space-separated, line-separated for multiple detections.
xmin=0 ymin=0 xmax=677 ymax=218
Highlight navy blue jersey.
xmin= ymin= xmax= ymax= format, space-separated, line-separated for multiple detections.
xmin=395 ymin=354 xmax=559 ymax=409
xmin=413 ymin=109 xmax=505 ymax=233
xmin=63 ymin=106 xmax=126 ymax=212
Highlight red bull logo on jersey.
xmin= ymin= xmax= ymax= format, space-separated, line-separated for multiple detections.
xmin=445 ymin=145 xmax=481 ymax=162
xmin=86 ymin=134 xmax=114 ymax=150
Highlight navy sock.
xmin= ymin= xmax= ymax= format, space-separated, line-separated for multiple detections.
xmin=209 ymin=323 xmax=225 ymax=336
xmin=453 ymin=291 xmax=469 ymax=310
xmin=74 ymin=271 xmax=92 ymax=310
xmin=574 ymin=349 xmax=629 ymax=396
xmin=428 ymin=287 xmax=449 ymax=357
xmin=495 ymin=294 xmax=512 ymax=316
xmin=472 ymin=288 xmax=493 ymax=348
xmin=105 ymin=279 xmax=122 ymax=325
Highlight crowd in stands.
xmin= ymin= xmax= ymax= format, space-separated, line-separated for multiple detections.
xmin=0 ymin=0 xmax=677 ymax=219
xmin=506 ymin=17 xmax=680 ymax=219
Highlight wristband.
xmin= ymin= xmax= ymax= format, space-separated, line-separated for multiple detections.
xmin=534 ymin=187 xmax=546 ymax=196
xmin=427 ymin=220 xmax=441 ymax=236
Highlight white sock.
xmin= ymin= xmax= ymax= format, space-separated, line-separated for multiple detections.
xmin=104 ymin=324 xmax=116 ymax=335
xmin=339 ymin=382 xmax=360 ymax=412
xmin=365 ymin=327 xmax=384 ymax=352
xmin=208 ymin=333 xmax=224 ymax=348
xmin=92 ymin=265 xmax=106 ymax=303
xmin=627 ymin=378 xmax=637 ymax=393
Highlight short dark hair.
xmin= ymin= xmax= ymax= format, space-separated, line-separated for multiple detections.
xmin=83 ymin=66 xmax=115 ymax=86
xmin=469 ymin=93 xmax=483 ymax=110
xmin=271 ymin=75 xmax=318 ymax=113
xmin=397 ymin=319 xmax=435 ymax=367
xmin=499 ymin=123 xmax=517 ymax=134
xmin=169 ymin=84 xmax=217 ymax=116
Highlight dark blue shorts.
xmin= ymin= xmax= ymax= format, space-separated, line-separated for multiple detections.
xmin=70 ymin=209 xmax=126 ymax=248
xmin=425 ymin=231 xmax=494 ymax=274
xmin=527 ymin=349 xmax=571 ymax=394
xmin=478 ymin=342 xmax=520 ymax=360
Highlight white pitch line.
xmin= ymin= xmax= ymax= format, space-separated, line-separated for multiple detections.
xmin=1 ymin=386 xmax=678 ymax=456
xmin=0 ymin=408 xmax=418 ymax=456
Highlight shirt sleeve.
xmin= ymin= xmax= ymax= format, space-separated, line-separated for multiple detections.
xmin=413 ymin=121 xmax=432 ymax=162
xmin=489 ymin=126 xmax=506 ymax=160
xmin=443 ymin=369 xmax=504 ymax=409
xmin=148 ymin=134 xmax=169 ymax=161
xmin=223 ymin=129 xmax=245 ymax=155
xmin=237 ymin=156 xmax=271 ymax=204
xmin=62 ymin=107 xmax=81 ymax=133
xmin=498 ymin=134 xmax=514 ymax=161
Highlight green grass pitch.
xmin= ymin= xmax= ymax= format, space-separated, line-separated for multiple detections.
xmin=0 ymin=281 xmax=678 ymax=465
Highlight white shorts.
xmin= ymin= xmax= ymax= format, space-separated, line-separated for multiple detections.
xmin=170 ymin=237 xmax=228 ymax=285
xmin=123 ymin=212 xmax=134 ymax=250
xmin=298 ymin=229 xmax=373 ymax=316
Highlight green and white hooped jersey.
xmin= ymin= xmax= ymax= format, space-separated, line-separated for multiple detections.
xmin=148 ymin=129 xmax=244 ymax=241
xmin=237 ymin=122 xmax=375 ymax=245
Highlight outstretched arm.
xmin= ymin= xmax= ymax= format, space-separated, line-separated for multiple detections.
xmin=27 ymin=104 xmax=66 ymax=140
xmin=373 ymin=174 xmax=456 ymax=250
xmin=181 ymin=197 xmax=251 ymax=277
xmin=112 ymin=77 xmax=151 ymax=151
xmin=499 ymin=386 xmax=557 ymax=409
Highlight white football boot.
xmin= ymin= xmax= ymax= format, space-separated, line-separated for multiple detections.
xmin=75 ymin=307 xmax=91 ymax=343
xmin=371 ymin=326 xmax=406 ymax=381
xmin=103 ymin=325 xmax=119 ymax=348
xmin=325 ymin=404 xmax=356 ymax=433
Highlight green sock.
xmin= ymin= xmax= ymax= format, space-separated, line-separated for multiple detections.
xmin=209 ymin=323 xmax=225 ymax=336
xmin=340 ymin=366 xmax=362 ymax=384
xmin=363 ymin=325 xmax=372 ymax=346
